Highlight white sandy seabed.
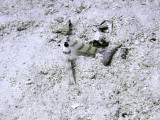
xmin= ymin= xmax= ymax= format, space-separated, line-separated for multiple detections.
xmin=0 ymin=0 xmax=160 ymax=120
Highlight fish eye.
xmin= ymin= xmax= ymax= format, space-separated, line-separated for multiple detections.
xmin=64 ymin=42 xmax=69 ymax=47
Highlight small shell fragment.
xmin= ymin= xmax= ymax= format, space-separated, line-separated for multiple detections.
xmin=120 ymin=48 xmax=128 ymax=59
xmin=71 ymin=103 xmax=80 ymax=109
xmin=94 ymin=31 xmax=101 ymax=40
xmin=99 ymin=20 xmax=113 ymax=33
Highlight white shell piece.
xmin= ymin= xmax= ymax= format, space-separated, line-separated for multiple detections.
xmin=94 ymin=31 xmax=101 ymax=40
xmin=71 ymin=103 xmax=80 ymax=109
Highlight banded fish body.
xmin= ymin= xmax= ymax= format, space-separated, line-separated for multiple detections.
xmin=63 ymin=40 xmax=98 ymax=85
xmin=66 ymin=40 xmax=98 ymax=57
